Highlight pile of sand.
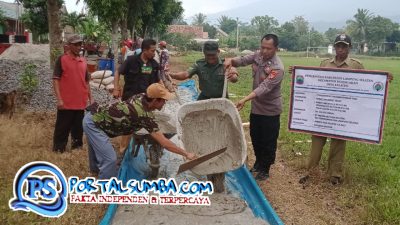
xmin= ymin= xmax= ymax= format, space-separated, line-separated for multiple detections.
xmin=0 ymin=43 xmax=50 ymax=62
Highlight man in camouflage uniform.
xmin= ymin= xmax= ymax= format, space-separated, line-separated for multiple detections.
xmin=169 ymin=41 xmax=238 ymax=100
xmin=83 ymin=83 xmax=196 ymax=179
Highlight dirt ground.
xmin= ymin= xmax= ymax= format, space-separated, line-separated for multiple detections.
xmin=243 ymin=127 xmax=363 ymax=225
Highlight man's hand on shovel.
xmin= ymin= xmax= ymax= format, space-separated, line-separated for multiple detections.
xmin=178 ymin=147 xmax=227 ymax=174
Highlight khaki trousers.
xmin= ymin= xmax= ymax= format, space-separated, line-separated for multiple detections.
xmin=308 ymin=135 xmax=346 ymax=178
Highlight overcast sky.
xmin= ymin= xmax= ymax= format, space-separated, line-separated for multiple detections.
xmin=63 ymin=0 xmax=260 ymax=16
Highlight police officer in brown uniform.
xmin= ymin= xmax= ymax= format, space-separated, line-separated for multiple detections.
xmin=224 ymin=34 xmax=284 ymax=181
xmin=301 ymin=34 xmax=364 ymax=185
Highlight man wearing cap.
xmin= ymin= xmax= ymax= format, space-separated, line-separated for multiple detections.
xmin=52 ymin=34 xmax=92 ymax=153
xmin=169 ymin=41 xmax=239 ymax=100
xmin=224 ymin=34 xmax=284 ymax=181
xmin=301 ymin=34 xmax=364 ymax=185
xmin=83 ymin=83 xmax=196 ymax=179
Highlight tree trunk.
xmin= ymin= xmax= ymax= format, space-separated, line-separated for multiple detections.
xmin=131 ymin=25 xmax=135 ymax=40
xmin=120 ymin=18 xmax=128 ymax=40
xmin=111 ymin=21 xmax=119 ymax=71
xmin=32 ymin=33 xmax=39 ymax=44
xmin=142 ymin=25 xmax=148 ymax=38
xmin=47 ymin=0 xmax=63 ymax=69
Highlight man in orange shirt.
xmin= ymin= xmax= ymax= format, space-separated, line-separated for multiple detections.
xmin=52 ymin=34 xmax=92 ymax=153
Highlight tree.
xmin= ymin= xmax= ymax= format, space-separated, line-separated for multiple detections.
xmin=239 ymin=22 xmax=257 ymax=37
xmin=309 ymin=28 xmax=326 ymax=47
xmin=291 ymin=16 xmax=309 ymax=35
xmin=218 ymin=15 xmax=237 ymax=34
xmin=138 ymin=0 xmax=183 ymax=37
xmin=324 ymin=27 xmax=344 ymax=43
xmin=0 ymin=9 xmax=7 ymax=30
xmin=77 ymin=15 xmax=110 ymax=43
xmin=203 ymin=23 xmax=217 ymax=39
xmin=346 ymin=8 xmax=373 ymax=48
xmin=368 ymin=16 xmax=397 ymax=47
xmin=61 ymin=11 xmax=86 ymax=33
xmin=276 ymin=22 xmax=299 ymax=50
xmin=160 ymin=32 xmax=193 ymax=51
xmin=386 ymin=25 xmax=400 ymax=43
xmin=20 ymin=0 xmax=49 ymax=42
xmin=126 ymin=0 xmax=152 ymax=38
xmin=192 ymin=13 xmax=207 ymax=26
xmin=172 ymin=15 xmax=187 ymax=25
xmin=83 ymin=0 xmax=127 ymax=71
xmin=251 ymin=15 xmax=278 ymax=36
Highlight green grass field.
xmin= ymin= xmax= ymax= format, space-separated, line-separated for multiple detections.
xmin=182 ymin=52 xmax=400 ymax=224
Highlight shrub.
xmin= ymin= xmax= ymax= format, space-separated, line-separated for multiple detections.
xmin=19 ymin=63 xmax=38 ymax=94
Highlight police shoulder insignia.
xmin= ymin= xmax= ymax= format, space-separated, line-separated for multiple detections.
xmin=268 ymin=70 xmax=278 ymax=79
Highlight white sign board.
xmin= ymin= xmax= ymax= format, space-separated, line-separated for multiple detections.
xmin=289 ymin=66 xmax=389 ymax=144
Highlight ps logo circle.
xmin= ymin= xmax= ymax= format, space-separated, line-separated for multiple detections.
xmin=9 ymin=161 xmax=68 ymax=217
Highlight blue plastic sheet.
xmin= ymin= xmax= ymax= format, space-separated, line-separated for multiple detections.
xmin=100 ymin=80 xmax=283 ymax=225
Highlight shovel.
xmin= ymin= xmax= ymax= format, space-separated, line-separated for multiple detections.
xmin=222 ymin=67 xmax=231 ymax=98
xmin=177 ymin=147 xmax=227 ymax=174
xmin=166 ymin=72 xmax=183 ymax=105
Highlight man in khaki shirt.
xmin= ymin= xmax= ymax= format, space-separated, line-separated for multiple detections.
xmin=302 ymin=34 xmax=364 ymax=185
xmin=296 ymin=34 xmax=394 ymax=185
xmin=320 ymin=35 xmax=364 ymax=70
xmin=310 ymin=34 xmax=364 ymax=185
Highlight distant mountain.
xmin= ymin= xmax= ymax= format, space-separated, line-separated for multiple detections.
xmin=202 ymin=0 xmax=400 ymax=32
xmin=311 ymin=21 xmax=347 ymax=32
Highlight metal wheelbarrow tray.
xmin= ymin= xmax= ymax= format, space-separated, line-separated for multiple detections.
xmin=176 ymin=98 xmax=247 ymax=175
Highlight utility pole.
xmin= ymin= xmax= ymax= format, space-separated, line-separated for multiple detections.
xmin=307 ymin=29 xmax=311 ymax=58
xmin=236 ymin=17 xmax=239 ymax=51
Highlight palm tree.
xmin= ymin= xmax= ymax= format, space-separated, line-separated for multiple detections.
xmin=346 ymin=8 xmax=373 ymax=51
xmin=192 ymin=13 xmax=207 ymax=26
xmin=218 ymin=15 xmax=237 ymax=34
xmin=217 ymin=15 xmax=230 ymax=25
xmin=77 ymin=16 xmax=110 ymax=44
xmin=61 ymin=12 xmax=86 ymax=33
xmin=78 ymin=17 xmax=100 ymax=42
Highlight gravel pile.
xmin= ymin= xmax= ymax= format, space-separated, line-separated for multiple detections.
xmin=0 ymin=59 xmax=112 ymax=112
xmin=0 ymin=43 xmax=50 ymax=62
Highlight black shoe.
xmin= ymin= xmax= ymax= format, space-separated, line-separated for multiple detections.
xmin=71 ymin=145 xmax=83 ymax=150
xmin=52 ymin=147 xmax=65 ymax=153
xmin=71 ymin=140 xmax=83 ymax=150
xmin=249 ymin=167 xmax=261 ymax=173
xmin=330 ymin=176 xmax=342 ymax=185
xmin=255 ymin=171 xmax=269 ymax=181
xmin=299 ymin=175 xmax=310 ymax=184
